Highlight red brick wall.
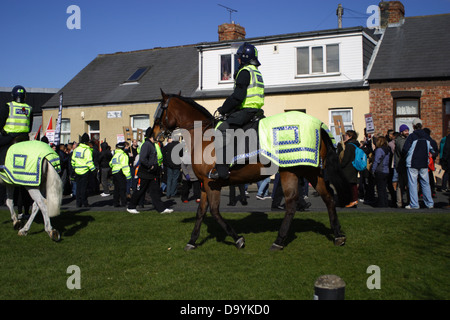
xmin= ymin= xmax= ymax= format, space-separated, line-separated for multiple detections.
xmin=380 ymin=1 xmax=405 ymax=28
xmin=218 ymin=23 xmax=246 ymax=41
xmin=369 ymin=80 xmax=450 ymax=141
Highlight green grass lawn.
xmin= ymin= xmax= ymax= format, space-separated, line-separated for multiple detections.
xmin=0 ymin=209 xmax=449 ymax=300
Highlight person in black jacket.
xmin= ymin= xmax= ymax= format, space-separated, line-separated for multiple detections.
xmin=88 ymin=140 xmax=100 ymax=195
xmin=127 ymin=127 xmax=173 ymax=214
xmin=358 ymin=130 xmax=376 ymax=205
xmin=163 ymin=137 xmax=181 ymax=199
xmin=340 ymin=130 xmax=360 ymax=208
xmin=98 ymin=142 xmax=113 ymax=196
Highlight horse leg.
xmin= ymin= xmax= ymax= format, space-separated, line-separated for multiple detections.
xmin=271 ymin=171 xmax=298 ymax=251
xmin=17 ymin=202 xmax=39 ymax=237
xmin=5 ymin=185 xmax=21 ymax=230
xmin=185 ymin=190 xmax=209 ymax=251
xmin=209 ymin=187 xmax=245 ymax=249
xmin=310 ymin=175 xmax=346 ymax=246
xmin=25 ymin=188 xmax=60 ymax=241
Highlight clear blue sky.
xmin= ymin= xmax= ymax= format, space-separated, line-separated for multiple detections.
xmin=1 ymin=0 xmax=450 ymax=89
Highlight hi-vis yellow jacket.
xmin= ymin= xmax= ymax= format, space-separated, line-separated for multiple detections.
xmin=71 ymin=143 xmax=95 ymax=175
xmin=110 ymin=148 xmax=131 ymax=179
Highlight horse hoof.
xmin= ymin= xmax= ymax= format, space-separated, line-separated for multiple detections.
xmin=49 ymin=230 xmax=61 ymax=242
xmin=13 ymin=221 xmax=22 ymax=230
xmin=18 ymin=229 xmax=27 ymax=236
xmin=184 ymin=243 xmax=197 ymax=251
xmin=334 ymin=236 xmax=346 ymax=246
xmin=270 ymin=243 xmax=284 ymax=251
xmin=235 ymin=237 xmax=245 ymax=249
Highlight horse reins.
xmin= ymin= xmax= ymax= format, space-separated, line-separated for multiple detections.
xmin=155 ymin=97 xmax=215 ymax=139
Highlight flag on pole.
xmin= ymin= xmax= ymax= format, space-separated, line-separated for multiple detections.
xmin=34 ymin=124 xmax=42 ymax=140
xmin=54 ymin=93 xmax=63 ymax=145
xmin=46 ymin=115 xmax=53 ymax=133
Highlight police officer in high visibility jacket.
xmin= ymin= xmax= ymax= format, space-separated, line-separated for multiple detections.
xmin=210 ymin=42 xmax=264 ymax=180
xmin=71 ymin=133 xmax=95 ymax=207
xmin=110 ymin=142 xmax=131 ymax=207
xmin=155 ymin=141 xmax=163 ymax=167
xmin=0 ymin=85 xmax=33 ymax=164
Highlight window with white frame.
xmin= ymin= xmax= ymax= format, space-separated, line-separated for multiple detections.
xmin=329 ymin=109 xmax=353 ymax=143
xmin=60 ymin=118 xmax=71 ymax=144
xmin=87 ymin=120 xmax=100 ymax=141
xmin=393 ymin=99 xmax=419 ymax=132
xmin=392 ymin=92 xmax=421 ymax=132
xmin=220 ymin=54 xmax=240 ymax=82
xmin=297 ymin=44 xmax=340 ymax=76
xmin=131 ymin=114 xmax=150 ymax=139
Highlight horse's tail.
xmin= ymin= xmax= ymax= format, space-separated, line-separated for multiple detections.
xmin=321 ymin=128 xmax=351 ymax=207
xmin=45 ymin=160 xmax=63 ymax=218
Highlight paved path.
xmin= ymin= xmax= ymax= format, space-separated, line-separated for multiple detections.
xmin=55 ymin=183 xmax=450 ymax=214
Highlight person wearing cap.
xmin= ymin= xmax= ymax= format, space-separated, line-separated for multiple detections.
xmin=127 ymin=127 xmax=173 ymax=214
xmin=393 ymin=124 xmax=410 ymax=207
xmin=402 ymin=118 xmax=437 ymax=209
xmin=110 ymin=142 xmax=131 ymax=207
xmin=71 ymin=133 xmax=96 ymax=207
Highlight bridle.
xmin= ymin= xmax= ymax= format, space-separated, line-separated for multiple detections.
xmin=153 ymin=97 xmax=172 ymax=141
xmin=153 ymin=96 xmax=217 ymax=141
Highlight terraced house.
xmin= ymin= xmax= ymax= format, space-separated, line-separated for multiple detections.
xmin=368 ymin=2 xmax=450 ymax=139
xmin=42 ymin=1 xmax=450 ymax=146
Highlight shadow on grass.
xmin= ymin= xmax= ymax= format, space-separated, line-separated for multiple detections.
xmin=182 ymin=212 xmax=335 ymax=248
xmin=53 ymin=211 xmax=95 ymax=238
xmin=18 ymin=210 xmax=96 ymax=240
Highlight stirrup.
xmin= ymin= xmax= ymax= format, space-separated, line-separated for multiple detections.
xmin=208 ymin=168 xmax=219 ymax=179
xmin=208 ymin=168 xmax=229 ymax=180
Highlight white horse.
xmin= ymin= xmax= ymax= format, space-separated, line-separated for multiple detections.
xmin=1 ymin=142 xmax=63 ymax=241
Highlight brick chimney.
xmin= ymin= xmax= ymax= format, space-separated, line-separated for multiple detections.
xmin=379 ymin=1 xmax=405 ymax=28
xmin=218 ymin=22 xmax=246 ymax=41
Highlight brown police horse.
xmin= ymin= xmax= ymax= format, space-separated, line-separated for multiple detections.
xmin=153 ymin=91 xmax=349 ymax=251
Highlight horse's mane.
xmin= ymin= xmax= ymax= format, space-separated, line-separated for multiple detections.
xmin=169 ymin=94 xmax=214 ymax=120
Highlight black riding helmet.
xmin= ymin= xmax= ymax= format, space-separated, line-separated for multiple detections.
xmin=236 ymin=42 xmax=261 ymax=67
xmin=11 ymin=85 xmax=26 ymax=103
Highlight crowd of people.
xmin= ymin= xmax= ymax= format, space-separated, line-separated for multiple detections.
xmin=12 ymin=116 xmax=450 ymax=216
xmin=52 ymin=128 xmax=177 ymax=214
xmin=38 ymin=125 xmax=312 ymax=214
xmin=339 ymin=118 xmax=450 ymax=209
xmin=3 ymin=85 xmax=450 ymax=214
xmin=5 ymin=118 xmax=450 ymax=216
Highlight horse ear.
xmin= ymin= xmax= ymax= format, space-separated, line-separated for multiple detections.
xmin=160 ymin=88 xmax=168 ymax=100
xmin=178 ymin=90 xmax=181 ymax=96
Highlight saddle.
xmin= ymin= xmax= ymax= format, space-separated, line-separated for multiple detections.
xmin=0 ymin=135 xmax=29 ymax=166
xmin=215 ymin=111 xmax=265 ymax=167
xmin=0 ymin=141 xmax=61 ymax=186
xmin=222 ymin=111 xmax=334 ymax=169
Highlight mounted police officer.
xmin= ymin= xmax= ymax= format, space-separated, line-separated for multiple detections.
xmin=0 ymin=85 xmax=33 ymax=165
xmin=209 ymin=42 xmax=264 ymax=180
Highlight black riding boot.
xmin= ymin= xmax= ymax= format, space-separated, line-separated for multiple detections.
xmin=209 ymin=123 xmax=231 ymax=180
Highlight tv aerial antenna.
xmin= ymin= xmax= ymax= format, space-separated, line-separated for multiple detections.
xmin=218 ymin=4 xmax=238 ymax=23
